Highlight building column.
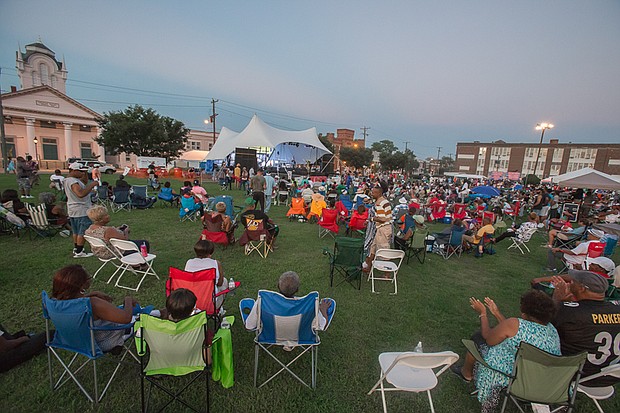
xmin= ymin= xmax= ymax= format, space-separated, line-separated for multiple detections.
xmin=63 ymin=122 xmax=73 ymax=160
xmin=25 ymin=117 xmax=36 ymax=157
xmin=95 ymin=126 xmax=105 ymax=160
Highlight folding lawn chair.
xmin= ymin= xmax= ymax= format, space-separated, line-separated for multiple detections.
xmin=0 ymin=207 xmax=25 ymax=239
xmin=507 ymin=226 xmax=538 ymax=254
xmin=324 ymin=236 xmax=364 ymax=289
xmin=239 ymin=290 xmax=335 ymax=389
xmin=368 ymin=351 xmax=459 ymax=413
xmin=405 ymin=228 xmax=429 ymax=264
xmin=240 ymin=219 xmax=273 ymax=258
xmin=25 ymin=203 xmax=61 ymax=239
xmin=109 ymin=239 xmax=159 ymax=292
xmin=135 ymin=312 xmax=213 ymax=413
xmin=179 ymin=197 xmax=201 ymax=222
xmin=339 ymin=194 xmax=353 ymax=212
xmin=441 ymin=230 xmax=464 ymax=260
xmin=83 ymin=235 xmax=121 ymax=283
xmin=130 ymin=185 xmax=157 ymax=209
xmin=112 ymin=188 xmax=132 ymax=212
xmin=318 ymin=208 xmax=339 ymax=238
xmin=201 ymin=214 xmax=235 ymax=246
xmin=586 ymin=241 xmax=606 ymax=259
xmin=42 ymin=291 xmax=137 ymax=403
xmin=578 ymin=364 xmax=620 ymax=413
xmin=96 ymin=185 xmax=111 ymax=208
xmin=462 ymin=339 xmax=586 ymax=413
xmin=368 ymin=248 xmax=405 ymax=295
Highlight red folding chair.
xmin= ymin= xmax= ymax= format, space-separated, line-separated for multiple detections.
xmin=452 ymin=203 xmax=467 ymax=220
xmin=504 ymin=201 xmax=520 ymax=223
xmin=483 ymin=211 xmax=496 ymax=224
xmin=319 ymin=208 xmax=339 ymax=238
xmin=201 ymin=213 xmax=232 ymax=245
xmin=586 ymin=241 xmax=606 ymax=259
xmin=430 ymin=201 xmax=446 ymax=222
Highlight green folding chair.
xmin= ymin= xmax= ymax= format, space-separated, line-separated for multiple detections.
xmin=406 ymin=228 xmax=428 ymax=264
xmin=462 ymin=339 xmax=586 ymax=413
xmin=324 ymin=236 xmax=364 ymax=289
xmin=135 ymin=312 xmax=213 ymax=413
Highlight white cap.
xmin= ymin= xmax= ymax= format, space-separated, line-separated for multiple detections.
xmin=399 ymin=197 xmax=407 ymax=204
xmin=586 ymin=256 xmax=616 ymax=275
xmin=68 ymin=162 xmax=87 ymax=171
xmin=588 ymin=229 xmax=605 ymax=238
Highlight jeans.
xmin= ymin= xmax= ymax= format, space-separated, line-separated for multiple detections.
xmin=0 ymin=324 xmax=48 ymax=372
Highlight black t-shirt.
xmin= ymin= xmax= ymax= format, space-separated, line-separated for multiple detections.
xmin=553 ymin=300 xmax=620 ymax=386
xmin=240 ymin=210 xmax=270 ymax=228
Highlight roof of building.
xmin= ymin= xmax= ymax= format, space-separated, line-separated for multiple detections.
xmin=1 ymin=85 xmax=101 ymax=120
xmin=20 ymin=42 xmax=63 ymax=70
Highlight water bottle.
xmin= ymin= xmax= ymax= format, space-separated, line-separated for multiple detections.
xmin=140 ymin=242 xmax=148 ymax=257
xmin=414 ymin=341 xmax=423 ymax=353
xmin=228 ymin=277 xmax=235 ymax=296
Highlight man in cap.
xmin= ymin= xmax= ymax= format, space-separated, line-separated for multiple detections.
xmin=63 ymin=162 xmax=97 ymax=258
xmin=239 ymin=196 xmax=279 ymax=248
xmin=550 ymin=270 xmax=620 ymax=386
xmin=546 ymin=229 xmax=605 ymax=272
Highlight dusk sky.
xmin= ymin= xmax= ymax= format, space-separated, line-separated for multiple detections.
xmin=1 ymin=1 xmax=619 ymax=159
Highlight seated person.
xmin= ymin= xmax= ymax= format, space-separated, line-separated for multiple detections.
xmin=244 ymin=271 xmax=332 ymax=331
xmin=547 ymin=218 xmax=589 ymax=247
xmin=150 ymin=174 xmax=161 ymax=190
xmin=1 ymin=189 xmax=29 ymax=222
xmin=51 ymin=265 xmax=139 ymax=352
xmin=191 ymin=180 xmax=209 ymax=204
xmin=546 ymin=228 xmax=604 ymax=272
xmin=597 ymin=204 xmax=620 ymax=224
xmin=181 ymin=180 xmax=192 ymax=193
xmin=239 ymin=197 xmax=279 ymax=247
xmin=451 ymin=291 xmax=560 ymax=412
xmin=0 ymin=322 xmax=47 ymax=373
xmin=531 ymin=257 xmax=617 ymax=291
xmin=49 ymin=169 xmax=65 ymax=191
xmin=85 ymin=205 xmax=150 ymax=259
xmin=39 ymin=192 xmax=71 ymax=235
xmin=492 ymin=212 xmax=538 ymax=244
xmin=394 ymin=207 xmax=422 ymax=249
xmin=549 ymin=271 xmax=620 ymax=387
xmin=433 ymin=218 xmax=466 ymax=245
xmin=185 ymin=240 xmax=227 ymax=309
xmin=462 ymin=216 xmax=495 ymax=258
xmin=301 ymin=186 xmax=314 ymax=206
xmin=115 ymin=175 xmax=131 ymax=189
xmin=162 ymin=288 xmax=198 ymax=322
xmin=204 ymin=201 xmax=232 ymax=233
xmin=158 ymin=181 xmax=180 ymax=205
xmin=180 ymin=188 xmax=203 ymax=217
xmin=392 ymin=197 xmax=409 ymax=221
xmin=307 ymin=193 xmax=327 ymax=221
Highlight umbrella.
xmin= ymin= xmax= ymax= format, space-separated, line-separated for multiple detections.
xmin=471 ymin=185 xmax=501 ymax=197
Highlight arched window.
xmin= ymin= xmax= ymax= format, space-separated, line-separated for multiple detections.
xmin=32 ymin=71 xmax=40 ymax=86
xmin=39 ymin=63 xmax=49 ymax=85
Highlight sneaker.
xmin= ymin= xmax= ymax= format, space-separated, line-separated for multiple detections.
xmin=73 ymin=251 xmax=93 ymax=258
xmin=59 ymin=230 xmax=70 ymax=237
xmin=20 ymin=195 xmax=26 ymax=198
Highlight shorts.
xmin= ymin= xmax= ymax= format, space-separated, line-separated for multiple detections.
xmin=17 ymin=177 xmax=30 ymax=191
xmin=70 ymin=216 xmax=92 ymax=236
xmin=370 ymin=224 xmax=392 ymax=255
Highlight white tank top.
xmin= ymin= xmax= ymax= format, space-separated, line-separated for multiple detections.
xmin=184 ymin=258 xmax=220 ymax=283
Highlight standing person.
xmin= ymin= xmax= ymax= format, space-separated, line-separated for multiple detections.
xmin=15 ymin=156 xmax=33 ymax=199
xmin=362 ymin=182 xmax=393 ymax=272
xmin=63 ymin=162 xmax=97 ymax=258
xmin=234 ymin=164 xmax=241 ymax=189
xmin=147 ymin=162 xmax=156 ymax=185
xmin=264 ymin=172 xmax=276 ymax=213
xmin=240 ymin=167 xmax=249 ymax=192
xmin=250 ymin=168 xmax=267 ymax=211
xmin=6 ymin=157 xmax=16 ymax=174
xmin=91 ymin=164 xmax=102 ymax=185
xmin=26 ymin=155 xmax=40 ymax=187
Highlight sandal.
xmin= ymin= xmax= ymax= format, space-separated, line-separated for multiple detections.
xmin=450 ymin=364 xmax=472 ymax=383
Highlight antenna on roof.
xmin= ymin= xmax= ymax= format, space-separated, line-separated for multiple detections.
xmin=37 ymin=35 xmax=43 ymax=43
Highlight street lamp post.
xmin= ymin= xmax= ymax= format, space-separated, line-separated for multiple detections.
xmin=33 ymin=136 xmax=39 ymax=162
xmin=532 ymin=122 xmax=554 ymax=180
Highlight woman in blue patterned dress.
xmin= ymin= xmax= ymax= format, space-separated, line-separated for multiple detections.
xmin=452 ymin=290 xmax=561 ymax=412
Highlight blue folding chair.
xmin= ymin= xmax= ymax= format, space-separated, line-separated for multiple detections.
xmin=339 ymin=194 xmax=353 ymax=212
xmin=42 ymin=291 xmax=137 ymax=403
xmin=208 ymin=195 xmax=242 ymax=222
xmin=112 ymin=188 xmax=132 ymax=212
xmin=239 ymin=291 xmax=335 ymax=389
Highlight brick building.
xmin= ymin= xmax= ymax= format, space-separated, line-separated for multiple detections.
xmin=322 ymin=128 xmax=365 ymax=170
xmin=455 ymin=139 xmax=620 ymax=178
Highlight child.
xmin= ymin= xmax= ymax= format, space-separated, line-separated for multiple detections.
xmin=165 ymin=288 xmax=198 ymax=322
xmin=349 ymin=204 xmax=369 ymax=232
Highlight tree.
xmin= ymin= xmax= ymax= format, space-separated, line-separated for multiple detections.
xmin=339 ymin=146 xmax=373 ymax=169
xmin=370 ymin=139 xmax=398 ymax=155
xmin=318 ymin=133 xmax=334 ymax=152
xmin=378 ymin=149 xmax=419 ymax=172
xmin=96 ymin=105 xmax=189 ymax=160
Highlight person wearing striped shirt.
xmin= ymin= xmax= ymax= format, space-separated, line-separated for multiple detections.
xmin=362 ymin=183 xmax=393 ymax=271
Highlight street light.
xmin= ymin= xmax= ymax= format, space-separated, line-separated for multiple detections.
xmin=33 ymin=137 xmax=39 ymax=161
xmin=532 ymin=122 xmax=554 ymax=179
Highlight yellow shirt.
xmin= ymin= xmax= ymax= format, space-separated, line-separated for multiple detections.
xmin=474 ymin=224 xmax=495 ymax=244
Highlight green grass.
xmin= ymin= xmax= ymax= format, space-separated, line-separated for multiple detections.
xmin=0 ymin=173 xmax=618 ymax=412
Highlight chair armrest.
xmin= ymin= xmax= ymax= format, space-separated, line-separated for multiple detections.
xmin=322 ymin=298 xmax=336 ymax=330
xmin=461 ymin=339 xmax=512 ymax=378
xmin=239 ymin=298 xmax=255 ymax=328
xmin=215 ymin=281 xmax=241 ymax=297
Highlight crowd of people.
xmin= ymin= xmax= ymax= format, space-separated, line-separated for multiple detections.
xmin=2 ymin=163 xmax=620 ymax=412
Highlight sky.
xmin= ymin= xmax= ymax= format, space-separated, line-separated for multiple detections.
xmin=1 ymin=0 xmax=619 ymax=159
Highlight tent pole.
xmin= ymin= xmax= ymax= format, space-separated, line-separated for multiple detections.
xmin=320 ymin=155 xmax=335 ymax=174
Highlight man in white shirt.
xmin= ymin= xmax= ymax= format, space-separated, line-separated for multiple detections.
xmin=49 ymin=169 xmax=65 ymax=190
xmin=546 ymin=229 xmax=605 ymax=272
xmin=264 ymin=172 xmax=277 ymax=213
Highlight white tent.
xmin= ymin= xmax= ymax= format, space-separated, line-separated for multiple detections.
xmin=205 ymin=114 xmax=331 ymax=163
xmin=551 ymin=167 xmax=620 ymax=190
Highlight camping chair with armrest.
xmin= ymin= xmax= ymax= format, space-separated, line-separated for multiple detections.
xmin=552 ymin=225 xmax=591 ymax=250
xmin=452 ymin=203 xmax=467 ymax=220
xmin=207 ymin=196 xmax=241 ymax=223
xmin=112 ymin=188 xmax=132 ymax=213
xmin=324 ymin=236 xmax=364 ymax=289
xmin=239 ymin=218 xmax=273 ymax=258
xmin=96 ymin=185 xmax=111 ymax=208
xmin=406 ymin=228 xmax=429 ymax=264
xmin=461 ymin=339 xmax=586 ymax=413
xmin=507 ymin=226 xmax=538 ymax=255
xmin=179 ymin=196 xmax=201 ymax=222
xmin=504 ymin=201 xmax=521 ymax=223
xmin=201 ymin=213 xmax=235 ymax=246
xmin=368 ymin=248 xmax=405 ymax=295
xmin=318 ymin=208 xmax=339 ymax=238
xmin=339 ymin=194 xmax=354 ymax=212
xmin=586 ymin=241 xmax=606 ymax=259
xmin=0 ymin=205 xmax=25 ymax=238
xmin=134 ymin=312 xmax=212 ymax=413
xmin=157 ymin=187 xmax=179 ymax=208
xmin=603 ymin=235 xmax=617 ymax=257
xmin=83 ymin=235 xmax=122 ymax=283
xmin=109 ymin=238 xmax=159 ymax=292
xmin=442 ymin=229 xmax=464 ymax=260
xmin=483 ymin=211 xmax=496 ymax=224
xmin=430 ymin=201 xmax=447 ymax=222
xmin=130 ymin=185 xmax=156 ymax=209
xmin=578 ymin=364 xmax=620 ymax=413
xmin=239 ymin=290 xmax=335 ymax=389
xmin=25 ymin=203 xmax=61 ymax=240
xmin=368 ymin=351 xmax=459 ymax=413
xmin=286 ymin=197 xmax=307 ymax=221
xmin=307 ymin=199 xmax=326 ymax=223
xmin=42 ymin=291 xmax=137 ymax=403
xmin=335 ymin=200 xmax=350 ymax=224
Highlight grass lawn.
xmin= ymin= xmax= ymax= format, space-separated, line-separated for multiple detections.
xmin=0 ymin=173 xmax=618 ymax=412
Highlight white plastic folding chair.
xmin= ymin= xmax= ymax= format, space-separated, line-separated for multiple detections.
xmin=578 ymin=364 xmax=620 ymax=413
xmin=109 ymin=238 xmax=159 ymax=292
xmin=83 ymin=235 xmax=121 ymax=283
xmin=368 ymin=351 xmax=459 ymax=413
xmin=368 ymin=249 xmax=405 ymax=295
xmin=507 ymin=226 xmax=537 ymax=254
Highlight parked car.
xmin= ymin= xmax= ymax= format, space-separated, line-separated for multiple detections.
xmin=67 ymin=158 xmax=117 ymax=174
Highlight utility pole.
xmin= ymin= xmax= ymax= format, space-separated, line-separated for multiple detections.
xmin=360 ymin=126 xmax=370 ymax=142
xmin=0 ymin=68 xmax=8 ymax=174
xmin=211 ymin=98 xmax=218 ymax=141
xmin=436 ymin=146 xmax=442 ymax=160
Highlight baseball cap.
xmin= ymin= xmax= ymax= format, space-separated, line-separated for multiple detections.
xmin=568 ymin=269 xmax=608 ymax=293
xmin=68 ymin=162 xmax=87 ymax=171
xmin=585 ymin=256 xmax=616 ymax=275
xmin=413 ymin=215 xmax=425 ymax=224
xmin=399 ymin=197 xmax=407 ymax=204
